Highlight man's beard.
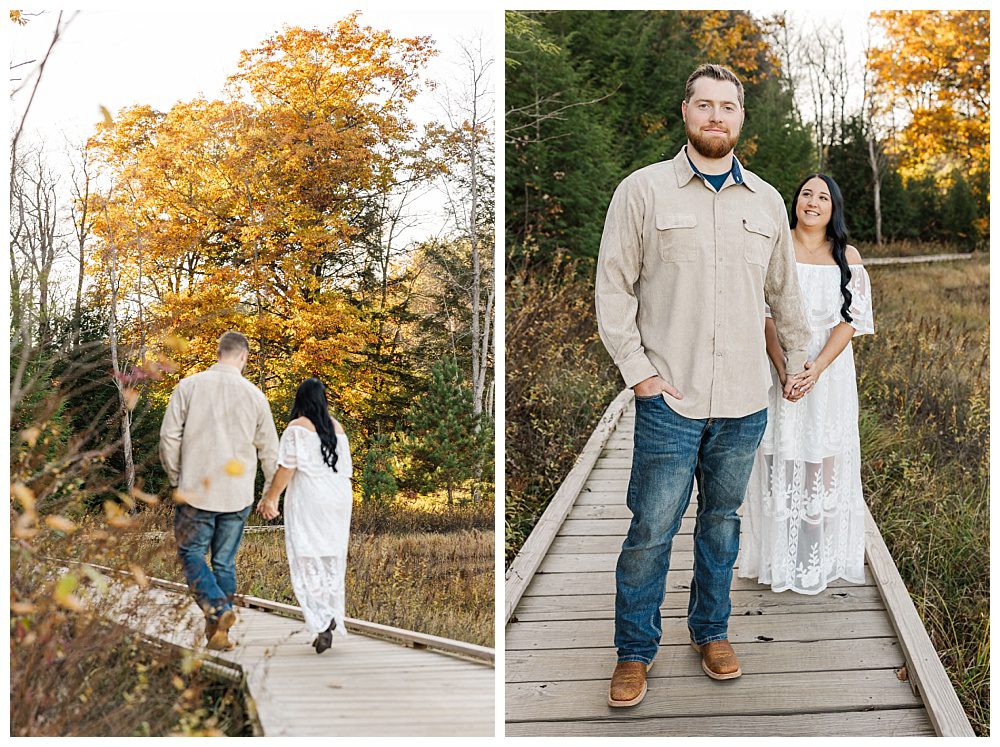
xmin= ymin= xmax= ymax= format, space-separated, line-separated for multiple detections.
xmin=687 ymin=122 xmax=740 ymax=159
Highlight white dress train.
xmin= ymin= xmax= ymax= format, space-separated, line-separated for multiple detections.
xmin=739 ymin=263 xmax=875 ymax=594
xmin=277 ymin=424 xmax=353 ymax=635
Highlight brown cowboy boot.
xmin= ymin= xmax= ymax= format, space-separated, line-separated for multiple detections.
xmin=206 ymin=609 xmax=237 ymax=651
xmin=608 ymin=660 xmax=654 ymax=707
xmin=691 ymin=639 xmax=742 ymax=680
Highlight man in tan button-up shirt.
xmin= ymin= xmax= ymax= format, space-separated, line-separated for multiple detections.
xmin=597 ymin=65 xmax=812 ymax=706
xmin=160 ymin=330 xmax=279 ymax=649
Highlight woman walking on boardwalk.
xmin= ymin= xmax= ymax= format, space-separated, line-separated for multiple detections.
xmin=739 ymin=173 xmax=875 ymax=594
xmin=257 ymin=378 xmax=353 ymax=652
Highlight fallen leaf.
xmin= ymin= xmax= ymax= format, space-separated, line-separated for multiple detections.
xmin=11 ymin=600 xmax=37 ymax=614
xmin=896 ymin=666 xmax=908 ymax=681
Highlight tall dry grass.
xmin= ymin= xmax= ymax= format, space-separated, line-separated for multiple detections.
xmin=505 ymin=254 xmax=620 ymax=563
xmin=10 ymin=338 xmax=253 ymax=736
xmin=855 ymin=256 xmax=988 ymax=735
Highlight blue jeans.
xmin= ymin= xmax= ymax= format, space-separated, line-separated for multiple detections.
xmin=615 ymin=396 xmax=767 ymax=664
xmin=173 ymin=503 xmax=251 ymax=621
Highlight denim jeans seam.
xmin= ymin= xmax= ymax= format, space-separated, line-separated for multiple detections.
xmin=690 ymin=632 xmax=728 ymax=646
xmin=616 ymin=654 xmax=652 ymax=665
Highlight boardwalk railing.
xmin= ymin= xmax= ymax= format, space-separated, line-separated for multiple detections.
xmin=47 ymin=555 xmax=494 ymax=736
xmin=505 ymin=387 xmax=633 ymax=623
xmin=50 ymin=556 xmax=494 ymax=665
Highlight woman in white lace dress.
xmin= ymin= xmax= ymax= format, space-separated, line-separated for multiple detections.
xmin=257 ymin=378 xmax=353 ymax=652
xmin=739 ymin=173 xmax=874 ymax=595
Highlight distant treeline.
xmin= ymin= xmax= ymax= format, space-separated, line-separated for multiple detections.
xmin=505 ymin=10 xmax=989 ymax=262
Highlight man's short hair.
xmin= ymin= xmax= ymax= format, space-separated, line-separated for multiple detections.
xmin=685 ymin=64 xmax=744 ymax=109
xmin=218 ymin=331 xmax=250 ymax=358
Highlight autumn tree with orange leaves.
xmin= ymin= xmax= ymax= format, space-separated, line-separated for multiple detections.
xmin=86 ymin=16 xmax=442 ymax=439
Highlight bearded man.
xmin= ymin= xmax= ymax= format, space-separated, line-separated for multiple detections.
xmin=595 ymin=64 xmax=812 ymax=707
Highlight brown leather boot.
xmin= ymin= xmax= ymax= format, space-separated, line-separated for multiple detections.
xmin=207 ymin=609 xmax=237 ymax=651
xmin=608 ymin=660 xmax=653 ymax=707
xmin=691 ymin=639 xmax=742 ymax=680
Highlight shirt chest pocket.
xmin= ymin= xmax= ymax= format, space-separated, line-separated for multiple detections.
xmin=655 ymin=212 xmax=698 ymax=262
xmin=742 ymin=219 xmax=774 ymax=267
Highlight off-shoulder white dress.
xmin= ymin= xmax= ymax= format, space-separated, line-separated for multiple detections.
xmin=739 ymin=264 xmax=875 ymax=594
xmin=277 ymin=424 xmax=353 ymax=635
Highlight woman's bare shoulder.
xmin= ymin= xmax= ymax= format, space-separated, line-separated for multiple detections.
xmin=289 ymin=416 xmax=316 ymax=432
xmin=845 ymin=245 xmax=863 ymax=265
xmin=332 ymin=418 xmax=346 ymax=435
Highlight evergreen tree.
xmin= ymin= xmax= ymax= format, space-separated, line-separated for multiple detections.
xmin=406 ymin=359 xmax=486 ymax=505
xmin=360 ymin=434 xmax=398 ymax=506
xmin=941 ymin=173 xmax=980 ymax=250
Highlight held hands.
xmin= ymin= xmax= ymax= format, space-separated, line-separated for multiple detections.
xmin=256 ymin=495 xmax=280 ymax=521
xmin=633 ymin=375 xmax=683 ymax=400
xmin=783 ymin=360 xmax=824 ymax=402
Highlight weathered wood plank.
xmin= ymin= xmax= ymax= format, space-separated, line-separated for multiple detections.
xmin=521 ymin=567 xmax=876 ymax=596
xmin=512 ymin=585 xmax=885 ymax=621
xmin=506 ymin=610 xmax=896 ymax=650
xmin=558 ymin=517 xmax=692 ymax=535
xmin=505 ymin=709 xmax=935 ymax=737
xmin=863 ymin=505 xmax=975 ymax=736
xmin=538 ymin=550 xmax=871 ymax=575
xmin=506 ymin=637 xmax=905 ymax=682
xmin=506 ymin=670 xmax=924 ymax=722
xmin=539 ymin=551 xmax=701 ymax=573
xmin=102 ymin=582 xmax=494 ymax=736
xmin=548 ymin=533 xmax=683 ymax=554
xmin=505 ymin=389 xmax=633 ymax=622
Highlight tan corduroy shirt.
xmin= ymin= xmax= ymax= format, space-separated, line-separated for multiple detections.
xmin=596 ymin=146 xmax=811 ymax=419
xmin=159 ymin=363 xmax=279 ymax=513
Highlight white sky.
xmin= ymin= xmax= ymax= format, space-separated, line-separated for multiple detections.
xmin=8 ymin=7 xmax=497 ymax=254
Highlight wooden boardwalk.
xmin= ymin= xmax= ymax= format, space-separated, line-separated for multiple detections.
xmin=99 ymin=575 xmax=494 ymax=736
xmin=505 ymin=390 xmax=974 ymax=737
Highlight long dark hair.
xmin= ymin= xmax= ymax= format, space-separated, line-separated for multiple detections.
xmin=790 ymin=173 xmax=853 ymax=323
xmin=289 ymin=378 xmax=339 ymax=472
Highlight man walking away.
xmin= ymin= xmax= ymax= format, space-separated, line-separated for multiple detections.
xmin=160 ymin=331 xmax=279 ymax=650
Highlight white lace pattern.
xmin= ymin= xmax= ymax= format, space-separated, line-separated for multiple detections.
xmin=739 ymin=264 xmax=874 ymax=594
xmin=279 ymin=425 xmax=353 ymax=634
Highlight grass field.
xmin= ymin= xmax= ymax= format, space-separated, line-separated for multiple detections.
xmin=855 ymin=255 xmax=988 ymax=735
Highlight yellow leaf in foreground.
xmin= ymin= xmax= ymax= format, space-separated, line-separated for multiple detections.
xmin=11 ymin=600 xmax=37 ymax=615
xmin=123 ymin=388 xmax=140 ymax=411
xmin=224 ymin=459 xmax=245 ymax=477
xmin=129 ymin=564 xmax=149 ymax=589
xmin=171 ymin=675 xmax=185 ymax=690
xmin=19 ymin=426 xmax=41 ymax=447
xmin=11 ymin=482 xmax=36 ymax=511
xmin=130 ymin=486 xmax=160 ymax=505
xmin=14 ymin=512 xmax=37 ymax=539
xmin=45 ymin=515 xmax=77 ymax=534
xmin=108 ymin=515 xmax=136 ymax=530
xmin=54 ymin=573 xmax=85 ymax=610
xmin=99 ymin=104 xmax=113 ymax=125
